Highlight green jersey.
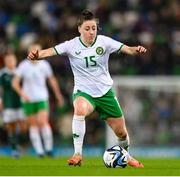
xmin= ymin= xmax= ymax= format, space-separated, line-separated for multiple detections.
xmin=0 ymin=68 xmax=22 ymax=108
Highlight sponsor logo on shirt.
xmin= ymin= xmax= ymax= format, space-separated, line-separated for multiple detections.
xmin=75 ymin=51 xmax=81 ymax=55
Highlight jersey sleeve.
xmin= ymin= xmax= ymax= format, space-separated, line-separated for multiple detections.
xmin=103 ymin=36 xmax=124 ymax=54
xmin=53 ymin=40 xmax=71 ymax=55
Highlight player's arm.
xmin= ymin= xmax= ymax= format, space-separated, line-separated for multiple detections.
xmin=28 ymin=47 xmax=56 ymax=60
xmin=12 ymin=75 xmax=30 ymax=102
xmin=120 ymin=45 xmax=147 ymax=56
xmin=0 ymin=97 xmax=3 ymax=111
xmin=47 ymin=75 xmax=64 ymax=107
xmin=0 ymin=76 xmax=4 ymax=111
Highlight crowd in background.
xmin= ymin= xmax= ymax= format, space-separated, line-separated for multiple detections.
xmin=0 ymin=0 xmax=179 ymax=74
xmin=0 ymin=0 xmax=180 ymax=148
xmin=117 ymin=86 xmax=180 ymax=146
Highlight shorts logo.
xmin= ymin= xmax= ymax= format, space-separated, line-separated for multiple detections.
xmin=96 ymin=47 xmax=104 ymax=55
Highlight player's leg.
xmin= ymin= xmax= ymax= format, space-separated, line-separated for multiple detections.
xmin=17 ymin=109 xmax=28 ymax=146
xmin=28 ymin=115 xmax=44 ymax=156
xmin=95 ymin=89 xmax=130 ymax=151
xmin=73 ymin=96 xmax=94 ymax=155
xmin=37 ymin=109 xmax=53 ymax=156
xmin=106 ymin=117 xmax=144 ymax=168
xmin=18 ymin=119 xmax=28 ymax=133
xmin=23 ymin=102 xmax=44 ymax=157
xmin=106 ymin=116 xmax=130 ymax=151
xmin=96 ymin=89 xmax=143 ymax=168
xmin=17 ymin=119 xmax=28 ymax=145
xmin=68 ymin=96 xmax=94 ymax=166
xmin=3 ymin=110 xmax=19 ymax=158
xmin=5 ymin=122 xmax=19 ymax=158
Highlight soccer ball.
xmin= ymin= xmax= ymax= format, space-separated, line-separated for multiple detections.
xmin=103 ymin=145 xmax=129 ymax=168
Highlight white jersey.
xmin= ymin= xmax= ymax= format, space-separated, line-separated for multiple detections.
xmin=54 ymin=35 xmax=123 ymax=97
xmin=16 ymin=60 xmax=53 ymax=102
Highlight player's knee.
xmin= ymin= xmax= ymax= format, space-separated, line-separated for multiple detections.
xmin=74 ymin=103 xmax=89 ymax=116
xmin=28 ymin=120 xmax=36 ymax=126
xmin=21 ymin=125 xmax=28 ymax=133
xmin=115 ymin=130 xmax=127 ymax=140
xmin=74 ymin=108 xmax=87 ymax=116
xmin=19 ymin=121 xmax=28 ymax=132
xmin=38 ymin=118 xmax=48 ymax=127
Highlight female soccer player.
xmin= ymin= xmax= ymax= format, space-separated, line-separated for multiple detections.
xmin=0 ymin=53 xmax=27 ymax=158
xmin=13 ymin=44 xmax=63 ymax=157
xmin=27 ymin=10 xmax=146 ymax=167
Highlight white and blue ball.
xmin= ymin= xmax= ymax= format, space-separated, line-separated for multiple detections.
xmin=103 ymin=145 xmax=129 ymax=168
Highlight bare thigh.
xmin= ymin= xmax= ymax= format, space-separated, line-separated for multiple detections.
xmin=37 ymin=110 xmax=49 ymax=127
xmin=73 ymin=96 xmax=94 ymax=116
xmin=18 ymin=120 xmax=28 ymax=133
xmin=5 ymin=122 xmax=17 ymax=133
xmin=28 ymin=115 xmax=37 ymax=126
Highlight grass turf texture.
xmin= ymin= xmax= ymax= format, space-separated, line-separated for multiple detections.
xmin=0 ymin=156 xmax=180 ymax=176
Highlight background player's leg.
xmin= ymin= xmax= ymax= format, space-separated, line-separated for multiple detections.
xmin=18 ymin=119 xmax=28 ymax=146
xmin=5 ymin=122 xmax=19 ymax=158
xmin=28 ymin=116 xmax=44 ymax=156
xmin=38 ymin=110 xmax=53 ymax=156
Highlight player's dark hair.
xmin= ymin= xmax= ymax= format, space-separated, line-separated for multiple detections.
xmin=77 ymin=9 xmax=99 ymax=27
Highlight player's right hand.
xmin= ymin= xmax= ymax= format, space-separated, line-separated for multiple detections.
xmin=28 ymin=49 xmax=39 ymax=60
xmin=21 ymin=92 xmax=30 ymax=102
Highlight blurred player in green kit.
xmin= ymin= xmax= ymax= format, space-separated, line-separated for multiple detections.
xmin=0 ymin=53 xmax=28 ymax=158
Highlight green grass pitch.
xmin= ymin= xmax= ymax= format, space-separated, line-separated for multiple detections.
xmin=0 ymin=156 xmax=180 ymax=176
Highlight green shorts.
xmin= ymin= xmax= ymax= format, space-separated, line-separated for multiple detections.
xmin=22 ymin=101 xmax=49 ymax=116
xmin=73 ymin=89 xmax=123 ymax=120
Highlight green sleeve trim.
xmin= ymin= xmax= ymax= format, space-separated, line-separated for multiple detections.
xmin=117 ymin=44 xmax=124 ymax=53
xmin=53 ymin=47 xmax=59 ymax=55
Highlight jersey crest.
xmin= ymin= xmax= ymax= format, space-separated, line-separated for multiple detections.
xmin=96 ymin=46 xmax=104 ymax=55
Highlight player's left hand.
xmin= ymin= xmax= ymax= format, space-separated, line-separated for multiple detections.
xmin=136 ymin=46 xmax=147 ymax=54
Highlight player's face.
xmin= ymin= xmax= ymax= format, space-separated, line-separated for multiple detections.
xmin=78 ymin=20 xmax=97 ymax=46
xmin=4 ymin=54 xmax=17 ymax=69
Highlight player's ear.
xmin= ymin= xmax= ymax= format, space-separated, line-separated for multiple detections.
xmin=78 ymin=26 xmax=81 ymax=34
